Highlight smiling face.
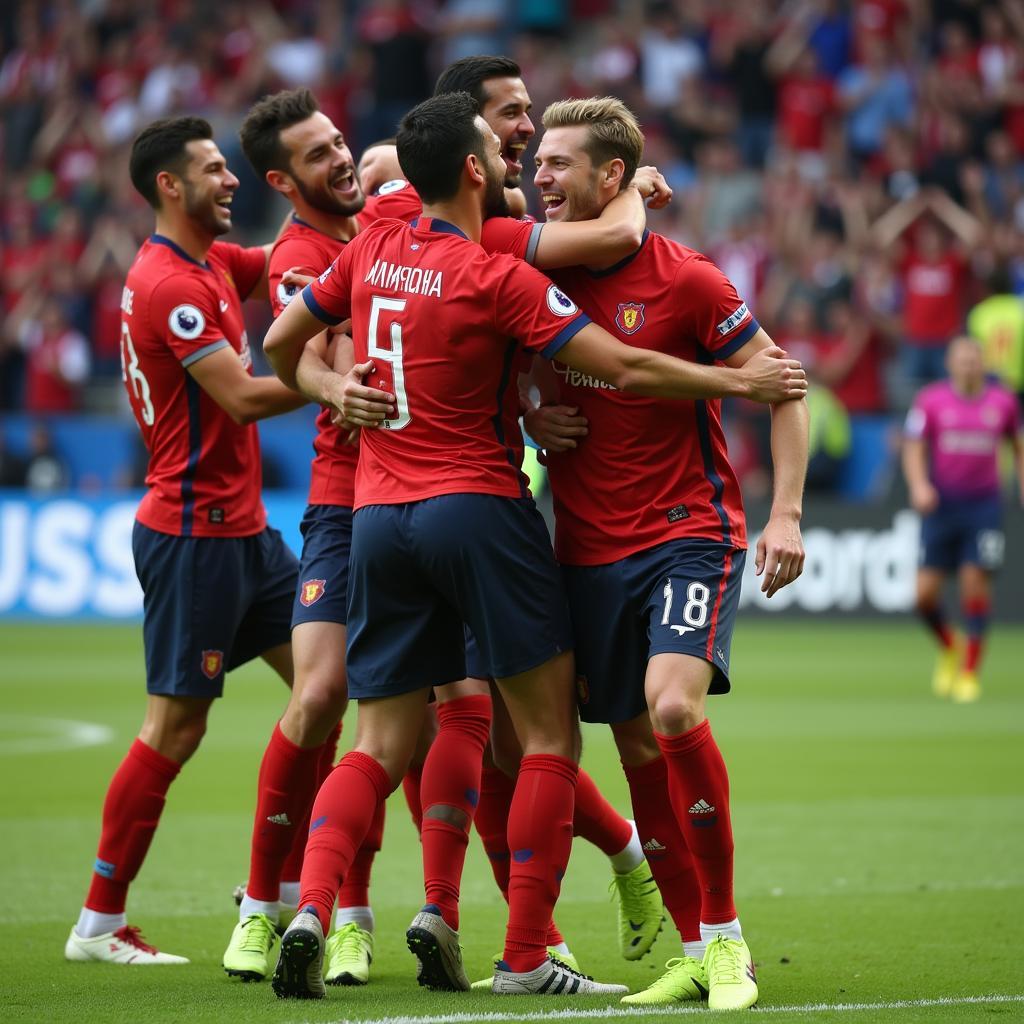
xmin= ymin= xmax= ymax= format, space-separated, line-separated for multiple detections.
xmin=478 ymin=76 xmax=534 ymax=187
xmin=279 ymin=111 xmax=365 ymax=216
xmin=477 ymin=116 xmax=511 ymax=219
xmin=178 ymin=139 xmax=238 ymax=236
xmin=533 ymin=126 xmax=605 ymax=223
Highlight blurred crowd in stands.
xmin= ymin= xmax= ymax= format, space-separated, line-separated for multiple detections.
xmin=2 ymin=0 xmax=1024 ymax=496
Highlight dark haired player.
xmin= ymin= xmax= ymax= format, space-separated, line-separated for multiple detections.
xmin=64 ymin=116 xmax=306 ymax=965
xmin=262 ymin=92 xmax=805 ymax=999
xmin=223 ymin=87 xmax=420 ymax=987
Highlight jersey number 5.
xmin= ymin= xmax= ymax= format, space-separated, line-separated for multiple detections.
xmin=367 ymin=294 xmax=411 ymax=430
xmin=120 ymin=322 xmax=154 ymax=426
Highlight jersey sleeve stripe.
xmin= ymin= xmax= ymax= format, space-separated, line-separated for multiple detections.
xmin=540 ymin=313 xmax=592 ymax=360
xmin=524 ymin=223 xmax=544 ymax=266
xmin=302 ymin=285 xmax=344 ymax=326
xmin=715 ymin=318 xmax=760 ymax=360
xmin=180 ymin=339 xmax=230 ymax=368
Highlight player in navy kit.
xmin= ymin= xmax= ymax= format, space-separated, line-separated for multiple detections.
xmin=65 ymin=117 xmax=306 ymax=966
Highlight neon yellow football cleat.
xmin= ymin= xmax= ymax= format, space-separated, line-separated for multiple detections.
xmin=932 ymin=641 xmax=960 ymax=698
xmin=223 ymin=913 xmax=277 ymax=981
xmin=620 ymin=955 xmax=708 ymax=1005
xmin=324 ymin=922 xmax=373 ymax=985
xmin=610 ymin=861 xmax=664 ymax=960
xmin=704 ymin=934 xmax=758 ymax=1010
xmin=951 ymin=669 xmax=981 ymax=703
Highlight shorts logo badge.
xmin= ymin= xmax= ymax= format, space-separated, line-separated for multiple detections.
xmin=201 ymin=649 xmax=224 ymax=679
xmin=300 ymin=578 xmax=327 ymax=607
xmin=575 ymin=674 xmax=589 ymax=704
xmin=615 ymin=302 xmax=645 ymax=335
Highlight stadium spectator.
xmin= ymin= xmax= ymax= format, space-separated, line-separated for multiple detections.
xmin=15 ymin=295 xmax=91 ymax=413
xmin=24 ymin=421 xmax=69 ymax=493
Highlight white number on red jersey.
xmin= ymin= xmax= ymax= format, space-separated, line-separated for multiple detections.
xmin=120 ymin=322 xmax=154 ymax=426
xmin=367 ymin=294 xmax=410 ymax=431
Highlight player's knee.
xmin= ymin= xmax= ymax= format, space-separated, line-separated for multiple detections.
xmin=649 ymin=692 xmax=703 ymax=735
xmin=290 ymin=673 xmax=347 ymax=740
xmin=160 ymin=716 xmax=207 ymax=763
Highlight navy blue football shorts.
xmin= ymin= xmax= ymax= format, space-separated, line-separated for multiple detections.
xmin=920 ymin=495 xmax=1005 ymax=572
xmin=561 ymin=539 xmax=745 ymax=724
xmin=463 ymin=625 xmax=489 ymax=681
xmin=291 ymin=504 xmax=353 ymax=628
xmin=346 ymin=494 xmax=573 ymax=700
xmin=132 ymin=522 xmax=298 ymax=698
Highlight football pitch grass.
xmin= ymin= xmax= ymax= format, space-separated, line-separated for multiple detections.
xmin=2 ymin=619 xmax=1022 ymax=1024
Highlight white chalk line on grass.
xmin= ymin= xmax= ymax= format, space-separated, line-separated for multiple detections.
xmin=302 ymin=993 xmax=1024 ymax=1024
xmin=0 ymin=715 xmax=113 ymax=754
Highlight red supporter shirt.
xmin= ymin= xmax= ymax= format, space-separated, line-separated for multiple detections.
xmin=777 ymin=76 xmax=834 ymax=152
xmin=268 ymin=179 xmax=421 ymax=507
xmin=901 ymin=249 xmax=967 ymax=343
xmin=545 ymin=232 xmax=755 ymax=565
xmin=121 ymin=235 xmax=267 ymax=537
xmin=302 ymin=216 xmax=590 ymax=509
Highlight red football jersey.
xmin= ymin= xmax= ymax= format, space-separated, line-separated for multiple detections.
xmin=268 ymin=179 xmax=421 ymax=507
xmin=121 ymin=235 xmax=267 ymax=537
xmin=545 ymin=232 xmax=756 ymax=564
xmin=303 ymin=216 xmax=591 ymax=508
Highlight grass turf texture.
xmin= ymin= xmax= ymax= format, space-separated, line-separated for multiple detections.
xmin=2 ymin=620 xmax=1021 ymax=1024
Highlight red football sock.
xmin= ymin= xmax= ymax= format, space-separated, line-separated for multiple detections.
xmin=963 ymin=597 xmax=991 ymax=672
xmin=402 ymin=762 xmax=425 ymax=834
xmin=573 ymin=768 xmax=633 ymax=856
xmin=247 ymin=723 xmax=323 ymax=902
xmin=919 ymin=602 xmax=954 ymax=649
xmin=623 ymin=755 xmax=702 ymax=942
xmin=475 ymin=765 xmax=516 ymax=899
xmin=337 ymin=794 xmax=385 ymax=910
xmin=421 ymin=695 xmax=492 ymax=929
xmin=503 ymin=754 xmax=577 ymax=973
xmin=656 ymin=721 xmax=735 ymax=925
xmin=299 ymin=751 xmax=391 ymax=931
xmin=281 ymin=723 xmax=341 ymax=885
xmin=85 ymin=739 xmax=181 ymax=913
xmin=545 ymin=920 xmax=565 ymax=947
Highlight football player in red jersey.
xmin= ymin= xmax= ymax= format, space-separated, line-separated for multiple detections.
xmin=521 ymin=97 xmax=808 ymax=1011
xmin=221 ymin=88 xmax=423 ymax=987
xmin=64 ymin=117 xmax=307 ymax=967
xmin=262 ymin=92 xmax=805 ymax=1000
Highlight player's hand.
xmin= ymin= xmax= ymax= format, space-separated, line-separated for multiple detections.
xmin=524 ymin=404 xmax=589 ymax=451
xmin=504 ymin=187 xmax=528 ymax=218
xmin=740 ymin=346 xmax=808 ymax=403
xmin=910 ymin=482 xmax=939 ymax=516
xmin=631 ymin=165 xmax=673 ymax=209
xmin=755 ymin=513 xmax=805 ymax=598
xmin=334 ymin=361 xmax=395 ymax=427
xmin=281 ymin=268 xmax=315 ymax=290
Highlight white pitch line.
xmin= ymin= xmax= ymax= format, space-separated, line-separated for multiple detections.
xmin=300 ymin=993 xmax=1024 ymax=1024
xmin=0 ymin=716 xmax=113 ymax=754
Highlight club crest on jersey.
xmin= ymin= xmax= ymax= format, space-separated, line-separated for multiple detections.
xmin=200 ymin=649 xmax=224 ymax=679
xmin=276 ymin=281 xmax=299 ymax=307
xmin=169 ymin=304 xmax=205 ymax=340
xmin=300 ymin=578 xmax=327 ymax=607
xmin=615 ymin=302 xmax=645 ymax=335
xmin=546 ymin=284 xmax=578 ymax=317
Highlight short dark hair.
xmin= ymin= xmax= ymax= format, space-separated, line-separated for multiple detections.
xmin=238 ymin=88 xmax=320 ymax=178
xmin=129 ymin=116 xmax=213 ymax=208
xmin=434 ymin=55 xmax=521 ymax=111
xmin=397 ymin=93 xmax=484 ymax=203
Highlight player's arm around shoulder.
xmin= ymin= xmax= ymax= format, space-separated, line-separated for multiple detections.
xmin=728 ymin=328 xmax=808 ymax=597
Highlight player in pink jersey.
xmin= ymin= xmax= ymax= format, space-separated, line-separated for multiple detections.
xmin=262 ymin=92 xmax=804 ymax=1000
xmin=515 ymin=98 xmax=808 ymax=1011
xmin=903 ymin=335 xmax=1023 ymax=702
xmin=65 ymin=116 xmax=307 ymax=967
xmin=220 ymin=88 xmax=422 ymax=987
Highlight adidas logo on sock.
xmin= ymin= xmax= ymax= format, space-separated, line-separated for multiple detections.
xmin=266 ymin=812 xmax=292 ymax=826
xmin=642 ymin=838 xmax=667 ymax=852
xmin=689 ymin=799 xmax=716 ymax=815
